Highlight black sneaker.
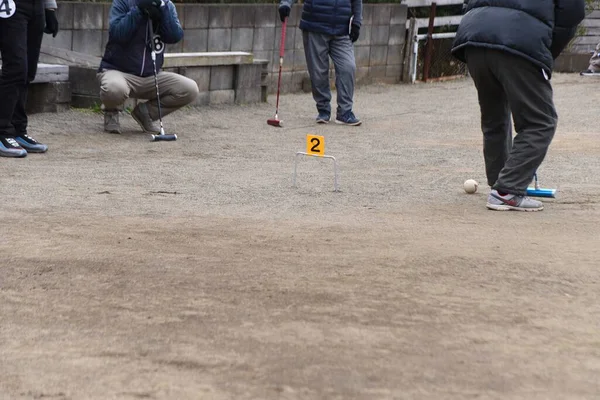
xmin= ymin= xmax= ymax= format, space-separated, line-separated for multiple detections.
xmin=0 ymin=137 xmax=27 ymax=158
xmin=14 ymin=134 xmax=48 ymax=153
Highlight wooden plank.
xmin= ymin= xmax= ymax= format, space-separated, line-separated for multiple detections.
xmin=406 ymin=15 xmax=462 ymax=29
xmin=404 ymin=0 xmax=464 ymax=6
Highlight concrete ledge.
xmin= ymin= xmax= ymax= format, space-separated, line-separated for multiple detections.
xmin=0 ymin=63 xmax=69 ymax=83
xmin=164 ymin=52 xmax=254 ymax=67
xmin=554 ymin=52 xmax=590 ymax=73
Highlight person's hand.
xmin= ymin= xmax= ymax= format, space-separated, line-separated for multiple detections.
xmin=279 ymin=5 xmax=290 ymax=22
xmin=349 ymin=23 xmax=360 ymax=42
xmin=43 ymin=9 xmax=59 ymax=37
xmin=138 ymin=0 xmax=162 ymax=21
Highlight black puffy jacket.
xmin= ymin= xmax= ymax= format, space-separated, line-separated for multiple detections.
xmin=451 ymin=0 xmax=586 ymax=73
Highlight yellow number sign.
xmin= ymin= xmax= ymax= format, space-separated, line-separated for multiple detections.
xmin=306 ymin=134 xmax=325 ymax=156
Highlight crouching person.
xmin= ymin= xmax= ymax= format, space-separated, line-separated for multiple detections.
xmin=97 ymin=0 xmax=198 ymax=134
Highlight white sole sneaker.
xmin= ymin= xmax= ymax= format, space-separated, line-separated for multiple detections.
xmin=486 ymin=203 xmax=544 ymax=212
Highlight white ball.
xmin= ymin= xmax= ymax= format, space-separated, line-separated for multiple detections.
xmin=464 ymin=179 xmax=478 ymax=194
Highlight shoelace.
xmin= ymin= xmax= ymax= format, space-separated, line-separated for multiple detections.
xmin=5 ymin=138 xmax=20 ymax=147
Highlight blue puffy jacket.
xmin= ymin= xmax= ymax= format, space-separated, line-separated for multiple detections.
xmin=452 ymin=0 xmax=585 ymax=74
xmin=99 ymin=0 xmax=183 ymax=77
xmin=280 ymin=0 xmax=363 ymax=36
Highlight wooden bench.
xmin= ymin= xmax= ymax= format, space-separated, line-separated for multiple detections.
xmin=0 ymin=61 xmax=71 ymax=113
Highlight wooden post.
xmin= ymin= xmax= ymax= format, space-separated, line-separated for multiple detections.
xmin=401 ymin=17 xmax=417 ymax=83
xmin=423 ymin=2 xmax=437 ymax=82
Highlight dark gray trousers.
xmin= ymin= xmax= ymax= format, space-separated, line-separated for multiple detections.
xmin=465 ymin=48 xmax=558 ymax=195
xmin=302 ymin=30 xmax=356 ymax=117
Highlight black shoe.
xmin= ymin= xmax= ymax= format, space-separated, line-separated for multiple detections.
xmin=14 ymin=134 xmax=48 ymax=153
xmin=0 ymin=137 xmax=28 ymax=158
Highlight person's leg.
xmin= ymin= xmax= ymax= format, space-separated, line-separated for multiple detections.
xmin=302 ymin=30 xmax=332 ymax=119
xmin=12 ymin=0 xmax=47 ymax=153
xmin=329 ymin=35 xmax=359 ymax=124
xmin=0 ymin=0 xmax=30 ymax=157
xmin=491 ymin=50 xmax=557 ymax=196
xmin=97 ymin=69 xmax=136 ymax=133
xmin=135 ymin=72 xmax=199 ymax=120
xmin=465 ymin=47 xmax=512 ymax=187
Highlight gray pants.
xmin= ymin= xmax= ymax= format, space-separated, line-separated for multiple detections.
xmin=302 ymin=30 xmax=356 ymax=117
xmin=97 ymin=69 xmax=199 ymax=120
xmin=465 ymin=48 xmax=558 ymax=195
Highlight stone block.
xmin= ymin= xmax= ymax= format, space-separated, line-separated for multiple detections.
xmin=232 ymin=5 xmax=255 ymax=27
xmin=254 ymin=5 xmax=277 ymax=27
xmin=272 ymin=49 xmax=294 ymax=72
xmin=361 ymin=5 xmax=373 ymax=26
xmin=210 ymin=89 xmax=235 ymax=104
xmin=354 ymin=46 xmax=370 ymax=68
xmin=372 ymin=5 xmax=391 ymax=25
xmin=253 ymin=27 xmax=276 ymax=51
xmin=68 ymin=66 xmax=99 ymax=96
xmin=72 ymin=30 xmax=103 ymax=57
xmin=102 ymin=31 xmax=109 ymax=53
xmin=292 ymin=71 xmax=310 ymax=93
xmin=231 ymin=28 xmax=254 ymax=52
xmin=370 ymin=45 xmax=387 ymax=66
xmin=208 ymin=29 xmax=232 ymax=52
xmin=252 ymin=51 xmax=274 ymax=70
xmin=390 ymin=5 xmax=408 ymax=26
xmin=386 ymin=65 xmax=401 ymax=79
xmin=181 ymin=66 xmax=211 ymax=92
xmin=174 ymin=3 xmax=185 ymax=29
xmin=371 ymin=26 xmax=390 ymax=46
xmin=357 ymin=24 xmax=372 ymax=46
xmin=554 ymin=52 xmax=591 ymax=72
xmin=103 ymin=4 xmax=110 ymax=29
xmin=208 ymin=5 xmax=233 ymax=29
xmin=26 ymin=82 xmax=71 ymax=114
xmin=71 ymin=93 xmax=100 ymax=109
xmin=183 ymin=29 xmax=208 ymax=53
xmin=294 ymin=27 xmax=304 ymax=49
xmin=290 ymin=4 xmax=303 ymax=27
xmin=235 ymin=64 xmax=261 ymax=89
xmin=210 ymin=66 xmax=234 ymax=90
xmin=356 ymin=66 xmax=371 ymax=85
xmin=370 ymin=65 xmax=386 ymax=79
xmin=167 ymin=38 xmax=184 ymax=54
xmin=57 ymin=2 xmax=74 ymax=30
xmin=74 ymin=3 xmax=104 ymax=30
xmin=193 ymin=91 xmax=210 ymax=106
xmin=42 ymin=30 xmax=73 ymax=51
xmin=235 ymin=87 xmax=261 ymax=104
xmin=292 ymin=49 xmax=307 ymax=71
xmin=388 ymin=25 xmax=405 ymax=46
xmin=185 ymin=5 xmax=209 ymax=29
xmin=278 ymin=71 xmax=293 ymax=94
xmin=387 ymin=45 xmax=404 ymax=65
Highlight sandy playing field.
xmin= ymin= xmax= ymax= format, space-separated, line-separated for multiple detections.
xmin=1 ymin=74 xmax=599 ymax=400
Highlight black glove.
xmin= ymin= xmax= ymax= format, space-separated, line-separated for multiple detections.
xmin=349 ymin=23 xmax=360 ymax=42
xmin=43 ymin=9 xmax=59 ymax=37
xmin=279 ymin=5 xmax=290 ymax=22
xmin=138 ymin=0 xmax=162 ymax=22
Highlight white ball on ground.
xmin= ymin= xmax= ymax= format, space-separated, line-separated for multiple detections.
xmin=463 ymin=179 xmax=478 ymax=194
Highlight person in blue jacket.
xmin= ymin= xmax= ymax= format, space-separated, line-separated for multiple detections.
xmin=279 ymin=0 xmax=363 ymax=126
xmin=452 ymin=0 xmax=585 ymax=211
xmin=0 ymin=0 xmax=59 ymax=158
xmin=97 ymin=0 xmax=198 ymax=134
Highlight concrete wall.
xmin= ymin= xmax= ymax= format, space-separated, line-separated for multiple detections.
xmin=571 ymin=9 xmax=600 ymax=54
xmin=43 ymin=2 xmax=409 ymax=94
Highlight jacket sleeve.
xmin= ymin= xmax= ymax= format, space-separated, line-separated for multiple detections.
xmin=158 ymin=0 xmax=183 ymax=44
xmin=109 ymin=0 xmax=145 ymax=44
xmin=551 ymin=0 xmax=586 ymax=58
xmin=351 ymin=0 xmax=363 ymax=27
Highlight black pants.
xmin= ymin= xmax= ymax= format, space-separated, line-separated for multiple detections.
xmin=465 ymin=48 xmax=558 ymax=195
xmin=0 ymin=0 xmax=45 ymax=138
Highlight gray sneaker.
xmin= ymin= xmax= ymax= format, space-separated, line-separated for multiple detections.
xmin=104 ymin=110 xmax=121 ymax=134
xmin=131 ymin=102 xmax=160 ymax=133
xmin=486 ymin=189 xmax=544 ymax=212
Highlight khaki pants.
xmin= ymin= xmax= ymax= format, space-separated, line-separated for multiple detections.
xmin=97 ymin=69 xmax=199 ymax=120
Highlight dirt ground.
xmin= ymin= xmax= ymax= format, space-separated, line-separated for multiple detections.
xmin=1 ymin=74 xmax=599 ymax=400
